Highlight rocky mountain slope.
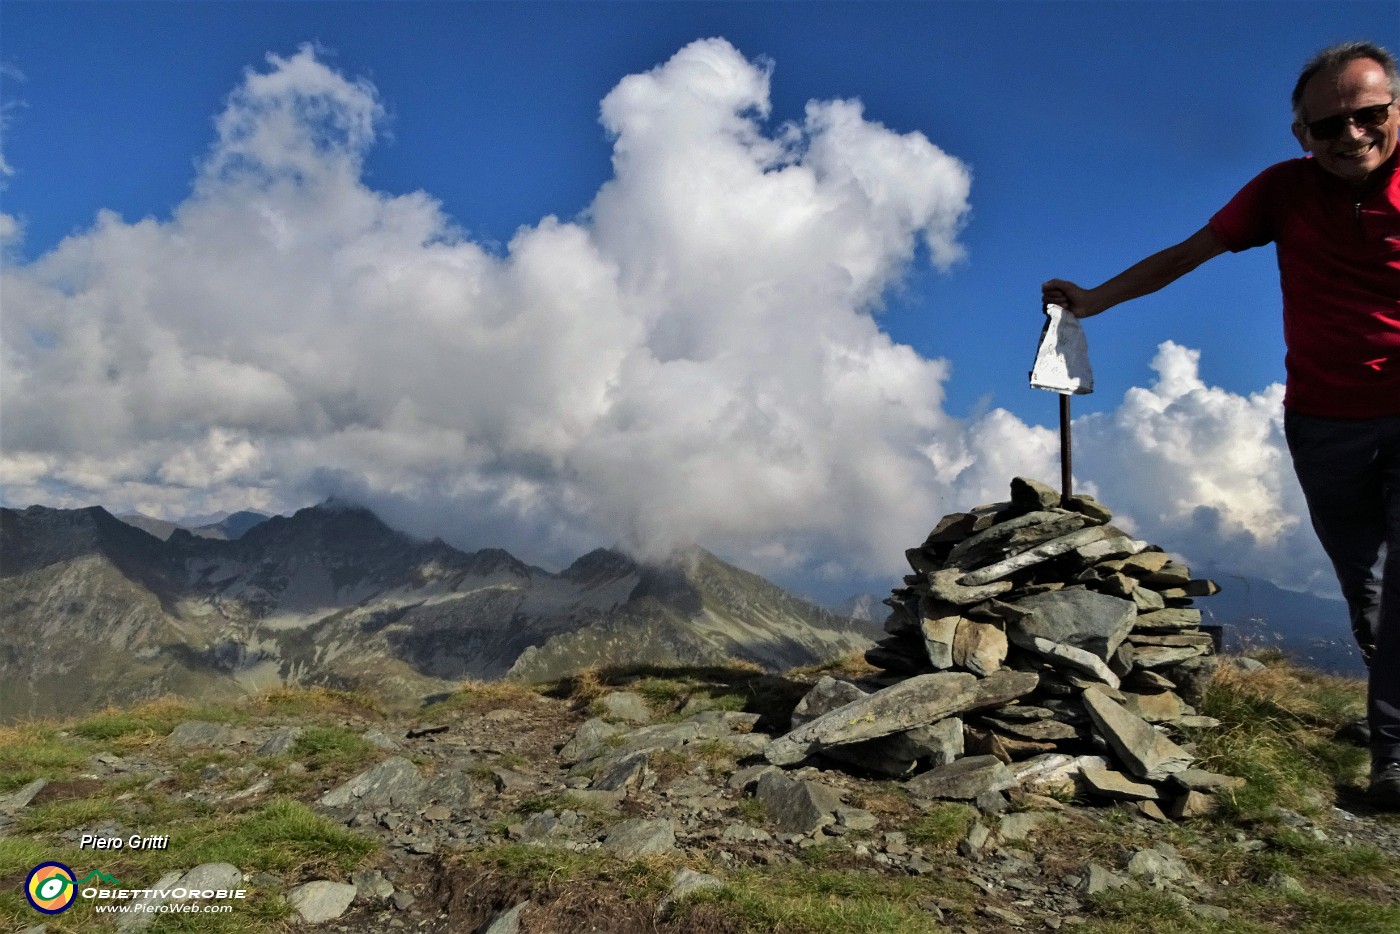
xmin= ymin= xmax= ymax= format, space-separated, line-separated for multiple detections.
xmin=1 ymin=659 xmax=1395 ymax=934
xmin=0 ymin=503 xmax=873 ymax=722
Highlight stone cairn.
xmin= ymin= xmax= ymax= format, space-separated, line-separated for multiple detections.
xmin=766 ymin=476 xmax=1242 ymax=820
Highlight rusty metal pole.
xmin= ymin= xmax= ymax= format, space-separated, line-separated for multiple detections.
xmin=1059 ymin=394 xmax=1072 ymax=507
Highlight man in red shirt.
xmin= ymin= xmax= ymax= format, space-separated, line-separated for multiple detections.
xmin=1043 ymin=41 xmax=1400 ymax=809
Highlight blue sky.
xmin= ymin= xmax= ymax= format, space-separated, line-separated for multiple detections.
xmin=1 ymin=1 xmax=1393 ymax=601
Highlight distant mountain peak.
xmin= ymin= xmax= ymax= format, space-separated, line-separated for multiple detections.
xmin=561 ymin=547 xmax=641 ymax=584
xmin=116 ymin=509 xmax=270 ymax=541
xmin=316 ymin=495 xmax=368 ymax=513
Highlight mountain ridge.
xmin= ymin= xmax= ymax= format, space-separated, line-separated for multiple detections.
xmin=0 ymin=502 xmax=874 ymax=722
xmin=117 ymin=509 xmax=270 ymax=542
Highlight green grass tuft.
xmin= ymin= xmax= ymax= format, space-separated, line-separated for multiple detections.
xmin=287 ymin=725 xmax=377 ymax=772
xmin=906 ymin=802 xmax=977 ymax=850
xmin=177 ymin=797 xmax=378 ymax=874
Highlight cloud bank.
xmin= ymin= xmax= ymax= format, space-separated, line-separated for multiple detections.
xmin=0 ymin=40 xmax=1330 ymax=598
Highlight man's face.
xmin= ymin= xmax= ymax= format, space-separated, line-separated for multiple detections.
xmin=1293 ymin=57 xmax=1399 ymax=184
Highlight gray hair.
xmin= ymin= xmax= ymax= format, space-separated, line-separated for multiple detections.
xmin=1292 ymin=41 xmax=1400 ymax=122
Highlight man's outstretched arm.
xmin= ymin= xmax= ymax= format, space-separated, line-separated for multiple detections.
xmin=1041 ymin=224 xmax=1228 ymax=319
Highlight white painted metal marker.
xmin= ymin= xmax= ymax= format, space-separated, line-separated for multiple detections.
xmin=1030 ymin=303 xmax=1095 ymax=506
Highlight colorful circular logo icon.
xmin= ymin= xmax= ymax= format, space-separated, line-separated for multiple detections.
xmin=25 ymin=862 xmax=77 ymax=914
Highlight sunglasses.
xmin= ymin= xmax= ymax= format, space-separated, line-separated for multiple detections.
xmin=1303 ymin=100 xmax=1395 ymax=140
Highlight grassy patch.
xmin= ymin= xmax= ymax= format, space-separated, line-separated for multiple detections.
xmin=0 ymin=797 xmax=364 ymax=933
xmin=0 ymin=725 xmax=94 ymax=790
xmin=1082 ymin=881 xmax=1400 ymax=934
xmin=71 ymin=697 xmax=245 ymax=743
xmin=419 ymin=678 xmax=544 ymax=716
xmin=688 ymin=738 xmax=744 ymax=769
xmin=15 ymin=796 xmax=128 ymax=835
xmin=648 ymin=748 xmax=694 ymax=785
xmin=287 ymin=725 xmax=377 ymax=773
xmin=171 ymin=750 xmax=239 ymax=789
xmin=174 ymin=798 xmax=377 ymax=876
xmin=785 ymin=651 xmax=881 ymax=683
xmin=255 ymin=685 xmax=386 ymax=718
xmin=510 ymin=792 xmax=617 ymax=827
xmin=456 ymin=842 xmax=624 ymax=885
xmin=1191 ymin=664 xmax=1368 ymax=819
xmin=1080 ymin=887 xmax=1201 ymax=931
xmin=0 ymin=836 xmax=52 ymax=883
xmin=736 ymin=796 xmax=766 ymax=825
xmin=906 ymin=802 xmax=977 ymax=851
xmin=691 ymin=865 xmax=949 ymax=934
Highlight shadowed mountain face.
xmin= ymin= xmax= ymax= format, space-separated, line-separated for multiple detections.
xmin=0 ymin=503 xmax=872 ymax=722
xmin=1200 ymin=574 xmax=1364 ymax=677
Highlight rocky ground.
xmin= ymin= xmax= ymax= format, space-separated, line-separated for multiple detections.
xmin=3 ymin=663 xmax=1398 ymax=934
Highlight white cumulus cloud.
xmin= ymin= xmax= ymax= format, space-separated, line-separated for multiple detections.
xmin=0 ymin=40 xmax=1331 ymax=599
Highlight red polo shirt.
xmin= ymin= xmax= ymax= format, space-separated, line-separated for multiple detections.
xmin=1209 ymin=149 xmax=1400 ymax=418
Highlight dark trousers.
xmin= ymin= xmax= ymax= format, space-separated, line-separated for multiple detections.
xmin=1285 ymin=411 xmax=1400 ymax=762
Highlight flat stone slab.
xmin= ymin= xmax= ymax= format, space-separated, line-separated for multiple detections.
xmin=927 ymin=568 xmax=1014 ymax=605
xmin=352 ymin=869 xmax=395 ymax=903
xmin=1005 ymin=628 xmax=1120 ymax=688
xmin=559 ymin=718 xmax=624 ymax=764
xmin=755 ymin=772 xmax=843 ymax=834
xmin=1083 ymin=688 xmax=1193 ymax=781
xmin=906 ymin=755 xmax=1017 ymax=800
xmin=175 ymin=863 xmax=242 ymax=892
xmin=166 ymin=721 xmax=231 ymax=746
xmin=997 ymin=812 xmax=1047 ymax=841
xmin=317 ymin=756 xmax=426 ymax=808
xmin=1012 ymin=590 xmax=1137 ymax=661
xmin=1080 ymin=765 xmax=1161 ymax=800
xmin=1120 ymin=690 xmax=1188 ymax=723
xmin=920 ymin=600 xmax=960 ymax=669
xmin=1133 ymin=608 xmax=1203 ymax=631
xmin=791 ymin=677 xmax=867 ymax=729
xmin=1169 ymin=769 xmax=1247 ymax=793
xmin=1169 ymin=790 xmax=1218 ymax=819
xmin=426 ymin=768 xmax=476 ymax=810
xmin=116 ymin=872 xmax=182 ymax=932
xmin=980 ymin=716 xmax=1079 ymax=743
xmin=1065 ymin=493 xmax=1113 ymax=522
xmin=819 ymin=718 xmax=962 ymax=778
xmin=601 ymin=818 xmax=677 ymax=857
xmin=599 ymin=692 xmax=653 ymax=724
xmin=590 ymin=751 xmax=650 ymax=792
xmin=257 ymin=727 xmax=302 ymax=756
xmin=958 ymin=526 xmax=1108 ymax=586
xmin=1121 ymin=551 xmax=1173 ymax=576
xmin=1133 ymin=645 xmax=1209 ymax=669
xmin=766 ymin=670 xmax=1038 ymax=766
xmin=1012 ymin=753 xmax=1106 ymax=796
xmin=1010 ymin=477 xmax=1062 ymax=511
xmin=1143 ymin=562 xmax=1193 ymax=586
xmin=945 ymin=510 xmax=1088 ymax=570
xmin=289 ymin=881 xmax=358 ymax=924
xmin=953 ymin=617 xmax=1007 ymax=675
xmin=0 ymin=778 xmax=48 ymax=813
xmin=1074 ymin=535 xmax=1144 ymax=563
xmin=1132 ymin=587 xmax=1167 ymax=611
